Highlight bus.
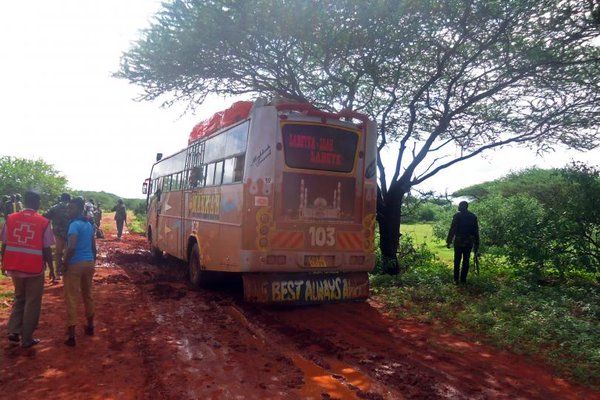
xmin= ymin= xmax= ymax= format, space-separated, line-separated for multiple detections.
xmin=142 ymin=99 xmax=378 ymax=303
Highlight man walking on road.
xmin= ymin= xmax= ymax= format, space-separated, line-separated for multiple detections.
xmin=112 ymin=199 xmax=127 ymax=240
xmin=44 ymin=193 xmax=72 ymax=282
xmin=446 ymin=201 xmax=480 ymax=284
xmin=62 ymin=197 xmax=97 ymax=347
xmin=1 ymin=191 xmax=55 ymax=348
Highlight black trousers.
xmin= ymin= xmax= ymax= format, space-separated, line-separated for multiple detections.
xmin=453 ymin=244 xmax=472 ymax=283
xmin=116 ymin=219 xmax=124 ymax=238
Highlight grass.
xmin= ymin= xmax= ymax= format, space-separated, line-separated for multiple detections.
xmin=402 ymin=223 xmax=453 ymax=264
xmin=127 ymin=210 xmax=146 ymax=235
xmin=100 ymin=211 xmax=146 ymax=235
xmin=371 ymin=228 xmax=600 ymax=389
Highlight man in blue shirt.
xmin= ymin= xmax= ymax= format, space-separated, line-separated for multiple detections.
xmin=62 ymin=197 xmax=97 ymax=347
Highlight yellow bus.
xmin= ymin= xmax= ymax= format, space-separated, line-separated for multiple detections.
xmin=143 ymin=100 xmax=378 ymax=303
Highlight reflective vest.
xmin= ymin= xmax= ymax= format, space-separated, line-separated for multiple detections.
xmin=2 ymin=210 xmax=49 ymax=274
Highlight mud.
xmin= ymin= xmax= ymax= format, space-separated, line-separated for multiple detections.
xmin=1 ymin=220 xmax=598 ymax=399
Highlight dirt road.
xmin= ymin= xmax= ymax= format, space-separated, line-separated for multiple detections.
xmin=1 ymin=230 xmax=597 ymax=399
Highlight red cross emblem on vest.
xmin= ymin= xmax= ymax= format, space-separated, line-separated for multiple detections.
xmin=13 ymin=223 xmax=36 ymax=244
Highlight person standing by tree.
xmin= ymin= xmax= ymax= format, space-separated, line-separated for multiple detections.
xmin=446 ymin=201 xmax=479 ymax=284
xmin=62 ymin=197 xmax=96 ymax=347
xmin=44 ymin=193 xmax=72 ymax=282
xmin=0 ymin=191 xmax=54 ymax=348
xmin=1 ymin=195 xmax=11 ymax=219
xmin=3 ymin=194 xmax=16 ymax=217
xmin=112 ymin=199 xmax=126 ymax=240
xmin=13 ymin=194 xmax=23 ymax=213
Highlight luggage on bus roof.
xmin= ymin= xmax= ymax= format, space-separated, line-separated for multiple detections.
xmin=189 ymin=101 xmax=253 ymax=144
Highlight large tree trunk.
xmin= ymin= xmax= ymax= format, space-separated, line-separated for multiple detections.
xmin=377 ymin=183 xmax=406 ymax=275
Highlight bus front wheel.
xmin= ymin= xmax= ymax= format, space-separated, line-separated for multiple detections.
xmin=188 ymin=243 xmax=204 ymax=289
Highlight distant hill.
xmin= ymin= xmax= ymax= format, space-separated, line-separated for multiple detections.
xmin=72 ymin=190 xmax=146 ymax=214
xmin=452 ymin=168 xmax=564 ymax=201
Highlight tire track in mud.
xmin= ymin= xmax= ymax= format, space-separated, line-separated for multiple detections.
xmin=112 ymin=239 xmax=393 ymax=399
xmin=107 ymin=235 xmax=596 ymax=400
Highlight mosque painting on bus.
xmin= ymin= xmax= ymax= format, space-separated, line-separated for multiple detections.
xmin=280 ymin=173 xmax=356 ymax=222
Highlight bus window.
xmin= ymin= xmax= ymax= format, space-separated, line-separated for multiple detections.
xmin=234 ymin=154 xmax=245 ymax=182
xmin=223 ymin=158 xmax=235 ymax=184
xmin=225 ymin=122 xmax=248 ymax=155
xmin=214 ymin=161 xmax=224 ymax=186
xmin=282 ymin=124 xmax=358 ymax=173
xmin=189 ymin=165 xmax=204 ymax=188
xmin=205 ymin=163 xmax=215 ymax=186
xmin=205 ymin=134 xmax=226 ymax=164
xmin=172 ymin=172 xmax=181 ymax=191
xmin=161 ymin=175 xmax=170 ymax=191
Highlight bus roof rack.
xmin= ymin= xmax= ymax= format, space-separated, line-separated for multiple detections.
xmin=275 ymin=103 xmax=370 ymax=125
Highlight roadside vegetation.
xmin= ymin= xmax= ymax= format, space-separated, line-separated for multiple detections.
xmin=371 ymin=164 xmax=600 ymax=388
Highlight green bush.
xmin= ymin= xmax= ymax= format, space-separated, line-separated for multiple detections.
xmin=435 ymin=164 xmax=600 ymax=280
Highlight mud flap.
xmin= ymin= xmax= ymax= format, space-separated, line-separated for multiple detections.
xmin=243 ymin=272 xmax=369 ymax=304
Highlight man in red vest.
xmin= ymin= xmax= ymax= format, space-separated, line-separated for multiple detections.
xmin=1 ymin=191 xmax=55 ymax=348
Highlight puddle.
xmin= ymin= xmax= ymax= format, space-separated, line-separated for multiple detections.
xmin=289 ymin=353 xmax=360 ymax=400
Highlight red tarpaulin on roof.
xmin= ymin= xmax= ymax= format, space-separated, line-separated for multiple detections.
xmin=188 ymin=101 xmax=253 ymax=144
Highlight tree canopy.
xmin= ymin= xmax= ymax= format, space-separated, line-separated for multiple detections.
xmin=0 ymin=156 xmax=69 ymax=209
xmin=118 ymin=0 xmax=600 ymax=270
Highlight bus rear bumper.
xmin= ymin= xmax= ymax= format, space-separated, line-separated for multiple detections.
xmin=239 ymin=250 xmax=375 ymax=273
xmin=242 ymin=271 xmax=369 ymax=304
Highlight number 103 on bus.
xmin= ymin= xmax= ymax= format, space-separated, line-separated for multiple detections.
xmin=308 ymin=226 xmax=335 ymax=247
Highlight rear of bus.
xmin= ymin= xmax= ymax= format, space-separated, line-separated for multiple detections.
xmin=242 ymin=103 xmax=378 ymax=303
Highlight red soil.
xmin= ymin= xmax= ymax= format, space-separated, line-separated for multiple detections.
xmin=1 ymin=224 xmax=597 ymax=399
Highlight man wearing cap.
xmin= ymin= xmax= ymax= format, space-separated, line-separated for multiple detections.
xmin=1 ymin=191 xmax=55 ymax=348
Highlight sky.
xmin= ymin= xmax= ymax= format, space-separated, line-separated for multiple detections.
xmin=1 ymin=1 xmax=598 ymax=199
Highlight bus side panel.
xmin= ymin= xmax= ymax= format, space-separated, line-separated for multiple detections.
xmin=157 ymin=190 xmax=185 ymax=259
xmin=211 ymin=183 xmax=244 ymax=270
xmin=184 ymin=184 xmax=244 ymax=271
xmin=241 ymin=106 xmax=277 ymax=253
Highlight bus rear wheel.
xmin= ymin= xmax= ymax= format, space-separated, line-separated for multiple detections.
xmin=188 ymin=243 xmax=204 ymax=289
xmin=148 ymin=228 xmax=162 ymax=261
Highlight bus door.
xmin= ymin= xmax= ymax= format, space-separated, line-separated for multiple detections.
xmin=157 ymin=173 xmax=186 ymax=259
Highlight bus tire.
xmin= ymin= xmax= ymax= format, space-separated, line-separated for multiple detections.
xmin=151 ymin=246 xmax=163 ymax=261
xmin=148 ymin=228 xmax=162 ymax=261
xmin=188 ymin=243 xmax=204 ymax=289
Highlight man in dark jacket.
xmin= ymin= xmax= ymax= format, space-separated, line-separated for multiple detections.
xmin=112 ymin=199 xmax=127 ymax=240
xmin=446 ymin=201 xmax=479 ymax=284
xmin=44 ymin=193 xmax=72 ymax=281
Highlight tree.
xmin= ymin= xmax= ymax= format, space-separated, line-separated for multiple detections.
xmin=118 ymin=0 xmax=600 ymax=272
xmin=0 ymin=156 xmax=69 ymax=210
